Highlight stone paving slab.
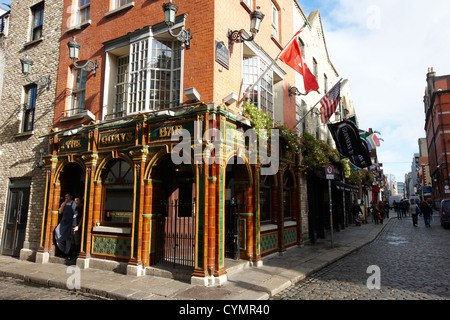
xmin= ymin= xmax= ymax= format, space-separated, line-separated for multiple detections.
xmin=0 ymin=219 xmax=389 ymax=300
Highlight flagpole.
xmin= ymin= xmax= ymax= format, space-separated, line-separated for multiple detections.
xmin=238 ymin=21 xmax=310 ymax=105
xmin=293 ymin=78 xmax=343 ymax=128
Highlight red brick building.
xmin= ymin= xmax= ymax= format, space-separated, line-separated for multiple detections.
xmin=424 ymin=67 xmax=450 ymax=206
xmin=36 ymin=0 xmax=306 ymax=286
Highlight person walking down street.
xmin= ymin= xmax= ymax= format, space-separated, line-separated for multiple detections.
xmin=70 ymin=197 xmax=84 ymax=260
xmin=420 ymin=200 xmax=432 ymax=227
xmin=351 ymin=200 xmax=363 ymax=226
xmin=410 ymin=200 xmax=420 ymax=227
xmin=400 ymin=199 xmax=407 ymax=217
xmin=394 ymin=200 xmax=401 ymax=219
xmin=371 ymin=202 xmax=380 ymax=225
xmin=55 ymin=193 xmax=77 ymax=258
xmin=384 ymin=200 xmax=390 ymax=218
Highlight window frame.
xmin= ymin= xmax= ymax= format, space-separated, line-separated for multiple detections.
xmin=30 ymin=2 xmax=44 ymax=41
xmin=70 ymin=68 xmax=87 ymax=116
xmin=78 ymin=0 xmax=90 ymax=25
xmin=23 ymin=85 xmax=38 ymax=133
xmin=103 ymin=35 xmax=183 ymax=120
xmin=271 ymin=2 xmax=280 ymax=41
xmin=114 ymin=0 xmax=132 ymax=9
xmin=242 ymin=55 xmax=274 ymax=116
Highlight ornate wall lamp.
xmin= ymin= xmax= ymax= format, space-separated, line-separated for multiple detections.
xmin=228 ymin=6 xmax=265 ymax=44
xmin=67 ymin=36 xmax=99 ymax=76
xmin=162 ymin=0 xmax=193 ymax=49
xmin=288 ymin=86 xmax=307 ymax=96
xmin=20 ymin=55 xmax=51 ymax=90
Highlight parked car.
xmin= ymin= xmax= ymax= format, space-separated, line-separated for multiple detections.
xmin=440 ymin=199 xmax=450 ymax=229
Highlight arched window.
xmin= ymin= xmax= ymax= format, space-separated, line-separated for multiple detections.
xmin=102 ymin=158 xmax=134 ymax=224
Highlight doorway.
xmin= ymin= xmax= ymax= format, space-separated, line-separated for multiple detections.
xmin=1 ymin=179 xmax=31 ymax=257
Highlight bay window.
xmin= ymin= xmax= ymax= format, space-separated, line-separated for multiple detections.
xmin=104 ymin=35 xmax=182 ymax=120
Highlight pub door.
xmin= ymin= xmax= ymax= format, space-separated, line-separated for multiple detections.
xmin=1 ymin=180 xmax=31 ymax=257
xmin=153 ymin=156 xmax=196 ymax=268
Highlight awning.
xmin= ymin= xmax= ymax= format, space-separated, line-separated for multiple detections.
xmin=334 ymin=181 xmax=359 ymax=193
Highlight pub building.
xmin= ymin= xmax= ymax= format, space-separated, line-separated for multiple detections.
xmin=35 ymin=0 xmax=303 ymax=285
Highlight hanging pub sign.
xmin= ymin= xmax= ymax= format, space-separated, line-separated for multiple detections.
xmin=328 ymin=120 xmax=366 ymax=158
xmin=215 ymin=41 xmax=229 ymax=70
xmin=328 ymin=120 xmax=372 ymax=169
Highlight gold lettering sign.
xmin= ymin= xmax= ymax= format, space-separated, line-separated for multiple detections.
xmin=64 ymin=139 xmax=82 ymax=149
xmin=159 ymin=125 xmax=183 ymax=138
xmin=99 ymin=130 xmax=135 ymax=148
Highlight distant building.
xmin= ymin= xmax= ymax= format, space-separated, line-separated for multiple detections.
xmin=424 ymin=67 xmax=450 ymax=207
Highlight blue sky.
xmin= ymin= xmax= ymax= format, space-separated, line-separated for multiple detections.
xmin=298 ymin=0 xmax=450 ymax=182
xmin=0 ymin=0 xmax=10 ymax=10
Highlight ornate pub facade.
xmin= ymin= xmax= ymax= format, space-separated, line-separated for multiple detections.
xmin=35 ymin=0 xmax=307 ymax=285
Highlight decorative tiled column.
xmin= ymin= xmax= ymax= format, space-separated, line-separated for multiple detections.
xmin=252 ymin=163 xmax=262 ymax=266
xmin=76 ymin=153 xmax=98 ymax=269
xmin=128 ymin=147 xmax=149 ymax=276
xmin=36 ymin=156 xmax=58 ymax=264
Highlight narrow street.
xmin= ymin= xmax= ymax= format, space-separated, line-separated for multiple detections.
xmin=272 ymin=212 xmax=450 ymax=300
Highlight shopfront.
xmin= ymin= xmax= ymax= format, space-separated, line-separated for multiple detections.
xmin=36 ymin=104 xmax=302 ymax=285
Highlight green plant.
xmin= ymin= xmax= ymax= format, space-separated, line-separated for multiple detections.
xmin=242 ymin=102 xmax=272 ymax=140
xmin=274 ymin=121 xmax=302 ymax=153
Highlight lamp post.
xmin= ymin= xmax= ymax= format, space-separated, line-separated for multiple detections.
xmin=162 ymin=0 xmax=193 ymax=49
xmin=228 ymin=6 xmax=265 ymax=44
xmin=20 ymin=55 xmax=51 ymax=90
xmin=67 ymin=36 xmax=99 ymax=76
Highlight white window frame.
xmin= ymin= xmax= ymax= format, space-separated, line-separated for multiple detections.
xmin=78 ymin=0 xmax=90 ymax=25
xmin=103 ymin=35 xmax=183 ymax=120
xmin=271 ymin=2 xmax=279 ymax=41
xmin=114 ymin=0 xmax=132 ymax=9
xmin=241 ymin=0 xmax=253 ymax=10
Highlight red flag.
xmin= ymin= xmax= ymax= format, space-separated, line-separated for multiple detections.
xmin=278 ymin=30 xmax=319 ymax=93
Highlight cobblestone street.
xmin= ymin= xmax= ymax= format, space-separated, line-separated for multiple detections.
xmin=272 ymin=213 xmax=450 ymax=300
xmin=0 ymin=276 xmax=106 ymax=300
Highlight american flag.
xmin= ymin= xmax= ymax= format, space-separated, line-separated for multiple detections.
xmin=320 ymin=81 xmax=341 ymax=124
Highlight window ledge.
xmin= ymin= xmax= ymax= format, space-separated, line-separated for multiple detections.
xmin=66 ymin=20 xmax=92 ymax=34
xmin=14 ymin=130 xmax=34 ymax=138
xmin=240 ymin=0 xmax=252 ymax=14
xmin=93 ymin=226 xmax=131 ymax=234
xmin=61 ymin=110 xmax=95 ymax=122
xmin=23 ymin=37 xmax=43 ymax=48
xmin=105 ymin=2 xmax=135 ymax=18
xmin=271 ymin=35 xmax=283 ymax=50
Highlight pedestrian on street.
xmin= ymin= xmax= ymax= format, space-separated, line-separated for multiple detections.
xmin=410 ymin=200 xmax=420 ymax=227
xmin=351 ymin=200 xmax=363 ymax=226
xmin=384 ymin=200 xmax=390 ymax=218
xmin=371 ymin=202 xmax=380 ymax=225
xmin=70 ymin=196 xmax=83 ymax=260
xmin=394 ymin=200 xmax=401 ymax=219
xmin=55 ymin=193 xmax=77 ymax=258
xmin=419 ymin=200 xmax=432 ymax=227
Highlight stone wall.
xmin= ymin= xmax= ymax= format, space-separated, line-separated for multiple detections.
xmin=0 ymin=0 xmax=63 ymax=260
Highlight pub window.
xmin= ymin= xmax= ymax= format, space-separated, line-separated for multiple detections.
xmin=23 ymin=85 xmax=37 ymax=132
xmin=30 ymin=2 xmax=44 ymax=41
xmin=104 ymin=37 xmax=182 ymax=119
xmin=102 ymin=158 xmax=134 ymax=224
xmin=78 ymin=0 xmax=90 ymax=24
xmin=271 ymin=2 xmax=280 ymax=41
xmin=243 ymin=56 xmax=274 ymax=116
xmin=69 ymin=68 xmax=87 ymax=116
xmin=114 ymin=0 xmax=132 ymax=9
xmin=260 ymin=175 xmax=274 ymax=222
